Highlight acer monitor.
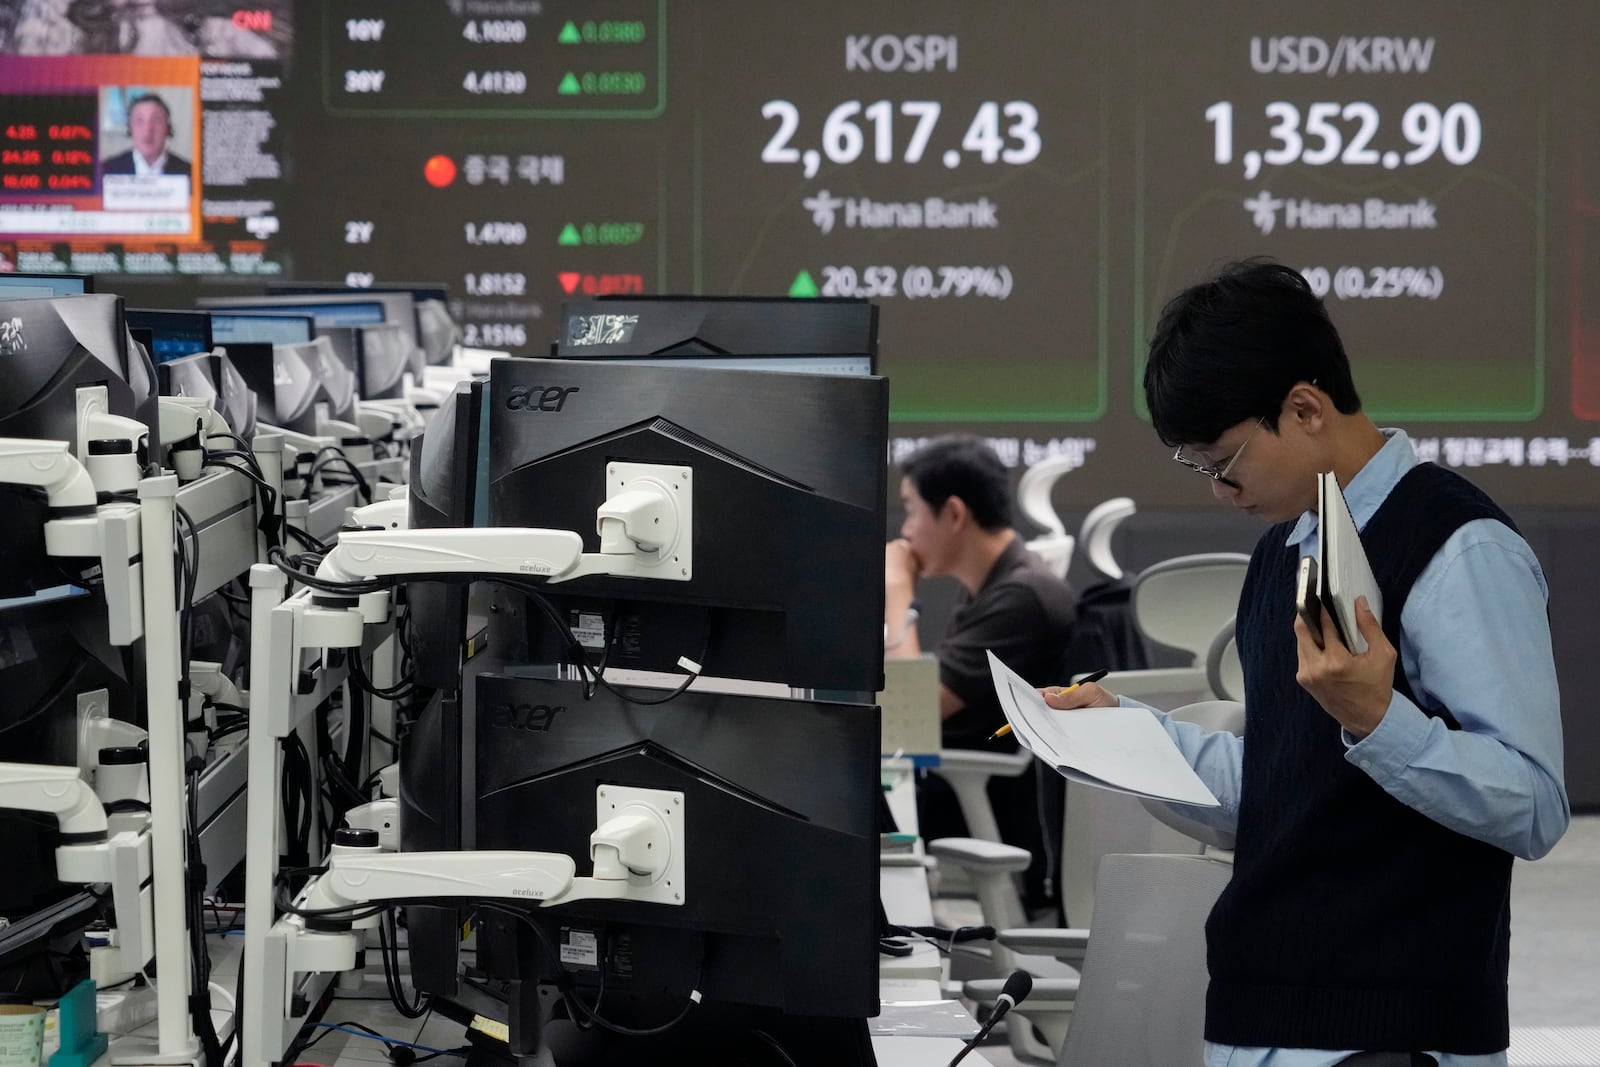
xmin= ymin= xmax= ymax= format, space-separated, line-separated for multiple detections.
xmin=0 ymin=293 xmax=160 ymax=599
xmin=486 ymin=357 xmax=887 ymax=694
xmin=406 ymin=378 xmax=486 ymax=691
xmin=552 ymin=296 xmax=877 ymax=376
xmin=456 ymin=675 xmax=881 ymax=1063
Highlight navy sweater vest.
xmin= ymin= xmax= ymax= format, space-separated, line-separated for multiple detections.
xmin=1205 ymin=463 xmax=1518 ymax=1053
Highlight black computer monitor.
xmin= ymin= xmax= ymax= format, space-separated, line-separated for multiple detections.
xmin=223 ymin=341 xmax=322 ymax=437
xmin=321 ymin=323 xmax=411 ymax=400
xmin=156 ymin=350 xmax=218 ymax=402
xmin=0 ymin=294 xmax=160 ymax=598
xmin=304 ymin=335 xmax=358 ymax=426
xmin=212 ymin=350 xmax=258 ymax=441
xmin=208 ymin=311 xmax=316 ymax=346
xmin=264 ymin=281 xmax=457 ymax=366
xmin=462 ymin=676 xmax=881 ymax=1063
xmin=126 ymin=308 xmax=213 ymax=364
xmin=0 ymin=587 xmax=136 ymax=999
xmin=0 ymin=273 xmax=93 ymax=299
xmin=406 ymin=379 xmax=485 ymax=690
xmin=552 ymin=296 xmax=878 ymax=375
xmin=198 ymin=293 xmax=426 ymax=377
xmin=487 ymin=357 xmax=887 ymax=694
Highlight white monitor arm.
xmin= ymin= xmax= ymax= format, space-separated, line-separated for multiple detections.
xmin=0 ymin=437 xmax=102 ymax=557
xmin=280 ymin=786 xmax=684 ymax=975
xmin=309 ymin=786 xmax=682 ymax=914
xmin=0 ymin=762 xmax=154 ymax=976
xmin=313 ymin=460 xmax=692 ymax=589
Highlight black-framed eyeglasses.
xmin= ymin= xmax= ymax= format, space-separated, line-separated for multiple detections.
xmin=1172 ymin=417 xmax=1267 ymax=491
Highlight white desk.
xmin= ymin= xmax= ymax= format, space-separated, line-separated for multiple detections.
xmin=871 ymin=1035 xmax=993 ymax=1065
xmin=882 ymin=757 xmax=922 ymax=836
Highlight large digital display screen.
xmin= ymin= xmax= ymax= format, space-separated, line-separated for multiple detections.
xmin=2 ymin=1 xmax=1596 ymax=507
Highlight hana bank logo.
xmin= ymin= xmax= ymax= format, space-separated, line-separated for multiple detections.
xmin=1244 ymin=190 xmax=1284 ymax=236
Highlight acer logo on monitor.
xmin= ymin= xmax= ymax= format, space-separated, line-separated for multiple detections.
xmin=487 ymin=703 xmax=567 ymax=732
xmin=504 ymin=384 xmax=580 ymax=412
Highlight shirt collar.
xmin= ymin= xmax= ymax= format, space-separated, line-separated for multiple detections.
xmin=132 ymin=152 xmax=167 ymax=176
xmin=976 ymin=533 xmax=1027 ymax=592
xmin=1283 ymin=428 xmax=1418 ymax=550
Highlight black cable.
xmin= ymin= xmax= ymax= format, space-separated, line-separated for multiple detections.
xmin=377 ymin=908 xmax=429 ymax=1018
xmin=348 ymin=649 xmax=419 ymax=701
xmin=285 ymin=523 xmax=330 ymax=554
xmin=305 ymin=450 xmax=372 ymax=504
xmin=269 ymin=545 xmax=392 ymax=595
xmin=203 ymin=447 xmax=283 ymax=550
xmin=204 ymin=432 xmax=258 ymax=457
xmin=184 ymin=760 xmax=225 ymax=1067
xmin=492 ymin=580 xmax=707 ymax=708
xmin=478 ymin=903 xmax=704 ymax=1039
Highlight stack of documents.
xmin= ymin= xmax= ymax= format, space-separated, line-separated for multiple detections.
xmin=986 ymin=652 xmax=1218 ymax=807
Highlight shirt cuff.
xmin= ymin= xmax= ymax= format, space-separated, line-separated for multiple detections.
xmin=1343 ymin=690 xmax=1431 ymax=781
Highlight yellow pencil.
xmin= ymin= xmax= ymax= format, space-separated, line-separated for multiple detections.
xmin=988 ymin=668 xmax=1111 ymax=741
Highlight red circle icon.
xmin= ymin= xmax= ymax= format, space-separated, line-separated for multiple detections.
xmin=423 ymin=155 xmax=457 ymax=188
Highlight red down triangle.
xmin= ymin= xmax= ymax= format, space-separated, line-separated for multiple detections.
xmin=558 ymin=272 xmax=581 ymax=294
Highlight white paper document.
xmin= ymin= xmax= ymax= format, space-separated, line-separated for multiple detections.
xmin=987 ymin=652 xmax=1219 ymax=807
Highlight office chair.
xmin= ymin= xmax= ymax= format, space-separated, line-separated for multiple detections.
xmin=1133 ymin=552 xmax=1251 ymax=663
xmin=954 ymin=700 xmax=1243 ymax=1060
xmin=1045 ymin=852 xmax=1233 ymax=1066
xmin=1076 ymin=497 xmax=1136 ymax=583
xmin=1059 ymin=699 xmax=1243 ymax=928
xmin=1090 ymin=552 xmax=1250 ymax=703
xmin=1019 ymin=456 xmax=1079 ymax=579
xmin=1205 ymin=616 xmax=1243 ymax=703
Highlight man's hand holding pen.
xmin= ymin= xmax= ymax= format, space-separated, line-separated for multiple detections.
xmin=991 ymin=668 xmax=1115 ymax=741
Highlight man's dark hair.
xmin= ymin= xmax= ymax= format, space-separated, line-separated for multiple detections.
xmin=1144 ymin=258 xmax=1361 ymax=447
xmin=900 ymin=436 xmax=1013 ymax=532
xmin=126 ymin=93 xmax=172 ymax=127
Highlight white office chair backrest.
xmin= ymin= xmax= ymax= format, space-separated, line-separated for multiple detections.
xmin=1058 ymin=853 xmax=1233 ymax=1067
xmin=1059 ymin=696 xmax=1243 ymax=925
xmin=1139 ymin=699 xmax=1246 ymax=852
xmin=1025 ymin=533 xmax=1075 ymax=580
xmin=1131 ymin=552 xmax=1251 ymax=664
xmin=1018 ymin=456 xmax=1076 ymax=537
xmin=1205 ymin=616 xmax=1244 ymax=702
xmin=1077 ymin=497 xmax=1135 ymax=582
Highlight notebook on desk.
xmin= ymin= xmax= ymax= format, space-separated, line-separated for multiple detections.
xmin=877 ymin=655 xmax=942 ymax=760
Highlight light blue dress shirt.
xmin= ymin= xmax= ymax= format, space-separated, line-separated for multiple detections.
xmin=1135 ymin=430 xmax=1569 ymax=1067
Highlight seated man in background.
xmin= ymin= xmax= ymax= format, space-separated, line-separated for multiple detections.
xmin=885 ymin=436 xmax=1077 ymax=914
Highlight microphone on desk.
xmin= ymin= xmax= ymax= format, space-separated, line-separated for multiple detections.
xmin=946 ymin=969 xmax=1033 ymax=1067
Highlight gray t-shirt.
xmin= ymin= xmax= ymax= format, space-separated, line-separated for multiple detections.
xmin=938 ymin=537 xmax=1077 ymax=747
